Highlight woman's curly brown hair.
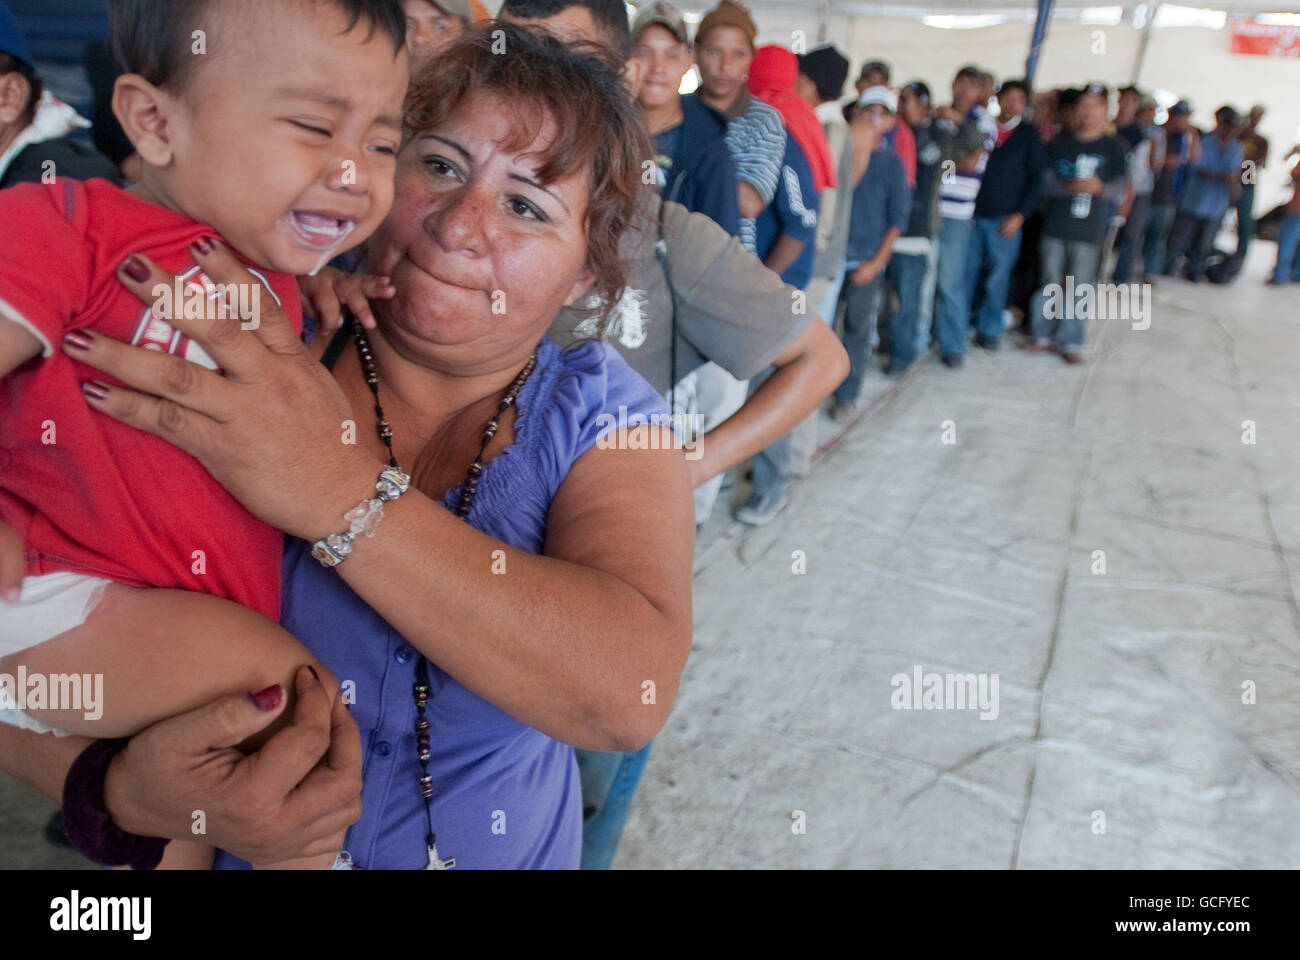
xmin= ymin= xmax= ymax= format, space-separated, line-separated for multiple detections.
xmin=404 ymin=23 xmax=651 ymax=328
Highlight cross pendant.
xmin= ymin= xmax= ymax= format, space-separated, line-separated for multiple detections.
xmin=425 ymin=843 xmax=455 ymax=870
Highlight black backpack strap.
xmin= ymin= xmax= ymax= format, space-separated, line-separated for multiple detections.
xmin=653 ymin=199 xmax=679 ymax=417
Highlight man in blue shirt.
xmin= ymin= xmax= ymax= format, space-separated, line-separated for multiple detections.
xmin=735 ymin=131 xmax=820 ymax=525
xmin=632 ymin=1 xmax=739 ymax=237
xmin=1164 ymin=105 xmax=1244 ymax=282
xmin=752 ymin=134 xmax=819 ymax=289
xmin=830 ymin=86 xmax=910 ymax=419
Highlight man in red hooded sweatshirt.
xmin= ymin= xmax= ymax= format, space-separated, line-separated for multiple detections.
xmin=735 ymin=44 xmax=831 ymax=526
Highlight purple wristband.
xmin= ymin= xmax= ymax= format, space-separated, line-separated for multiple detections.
xmin=62 ymin=737 xmax=170 ymax=870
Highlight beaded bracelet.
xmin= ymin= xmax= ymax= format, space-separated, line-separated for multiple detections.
xmin=311 ymin=466 xmax=411 ymax=568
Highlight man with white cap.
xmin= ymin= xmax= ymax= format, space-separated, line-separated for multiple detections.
xmin=829 ymin=85 xmax=910 ymax=420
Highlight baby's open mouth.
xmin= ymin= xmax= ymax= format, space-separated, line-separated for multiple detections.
xmin=285 ymin=211 xmax=357 ymax=250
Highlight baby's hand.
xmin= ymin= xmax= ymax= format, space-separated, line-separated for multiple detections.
xmin=0 ymin=520 xmax=23 ymax=603
xmin=298 ymin=268 xmax=396 ymax=335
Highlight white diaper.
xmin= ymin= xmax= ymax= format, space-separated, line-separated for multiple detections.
xmin=0 ymin=571 xmax=113 ymax=735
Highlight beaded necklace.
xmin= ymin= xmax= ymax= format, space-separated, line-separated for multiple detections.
xmin=351 ymin=318 xmax=537 ymax=870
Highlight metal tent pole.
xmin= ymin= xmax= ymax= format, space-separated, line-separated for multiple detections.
xmin=1025 ymin=0 xmax=1057 ymax=89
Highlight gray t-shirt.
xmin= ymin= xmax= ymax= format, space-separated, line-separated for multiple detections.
xmin=548 ymin=192 xmax=813 ymax=397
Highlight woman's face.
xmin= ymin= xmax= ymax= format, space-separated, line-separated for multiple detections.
xmin=367 ymin=90 xmax=595 ymax=372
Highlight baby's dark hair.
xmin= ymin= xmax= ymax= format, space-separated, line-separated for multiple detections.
xmin=0 ymin=53 xmax=41 ymax=128
xmin=108 ymin=0 xmax=407 ymax=90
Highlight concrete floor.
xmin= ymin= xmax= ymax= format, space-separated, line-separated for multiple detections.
xmin=4 ymin=247 xmax=1299 ymax=870
xmin=617 ymin=248 xmax=1300 ymax=869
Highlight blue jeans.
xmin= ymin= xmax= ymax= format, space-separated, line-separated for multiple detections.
xmin=1144 ymin=203 xmax=1176 ymax=276
xmin=1272 ymin=213 xmax=1300 ymax=283
xmin=885 ymin=252 xmax=927 ymax=372
xmin=575 ymin=742 xmax=653 ymax=869
xmin=1164 ymin=212 xmax=1217 ymax=280
xmin=968 ymin=216 xmax=1022 ymax=342
xmin=1227 ymin=183 xmax=1255 ymax=276
xmin=933 ymin=216 xmax=974 ymax=359
xmin=1030 ymin=235 xmax=1099 ymax=352
xmin=833 ymin=269 xmax=886 ymax=406
xmin=917 ymin=241 xmax=939 ymax=355
xmin=1112 ymin=193 xmax=1150 ymax=284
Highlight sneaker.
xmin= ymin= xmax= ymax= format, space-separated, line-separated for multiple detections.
xmin=1061 ymin=350 xmax=1083 ymax=365
xmin=734 ymin=491 xmax=789 ymax=526
xmin=827 ymin=400 xmax=857 ymax=423
xmin=973 ymin=334 xmax=1000 ymax=351
xmin=940 ymin=354 xmax=964 ymax=369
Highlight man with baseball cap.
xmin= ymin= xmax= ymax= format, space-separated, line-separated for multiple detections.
xmin=1144 ymin=99 xmax=1197 ymax=277
xmin=0 ymin=0 xmax=118 ymax=189
xmin=1164 ymin=104 xmax=1243 ymax=281
xmin=846 ymin=58 xmax=915 ymax=189
xmin=1224 ymin=104 xmax=1269 ymax=281
xmin=829 ymin=85 xmax=910 ymax=419
xmin=689 ymin=0 xmax=789 ymax=526
xmin=402 ymin=0 xmax=473 ymax=71
xmin=631 ymin=0 xmax=738 ymax=236
xmin=1029 ymin=81 xmax=1128 ymax=363
xmin=930 ymin=65 xmax=995 ymax=368
xmin=1111 ymin=91 xmax=1165 ymax=284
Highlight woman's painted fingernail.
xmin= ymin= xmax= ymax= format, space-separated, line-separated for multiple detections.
xmin=81 ymin=381 xmax=111 ymax=402
xmin=122 ymin=255 xmax=150 ymax=282
xmin=249 ymin=684 xmax=283 ymax=711
xmin=192 ymin=236 xmax=215 ymax=256
xmin=64 ymin=329 xmax=94 ymax=351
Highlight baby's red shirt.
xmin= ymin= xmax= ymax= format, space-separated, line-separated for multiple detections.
xmin=0 ymin=179 xmax=303 ymax=621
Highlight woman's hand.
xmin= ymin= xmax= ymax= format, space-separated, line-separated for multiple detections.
xmin=0 ymin=519 xmax=23 ymax=603
xmin=66 ymin=240 xmax=384 ymax=541
xmin=298 ymin=267 xmax=396 ymax=335
xmin=103 ymin=666 xmax=363 ymax=864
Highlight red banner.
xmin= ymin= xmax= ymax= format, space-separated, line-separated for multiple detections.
xmin=1230 ymin=18 xmax=1300 ymax=58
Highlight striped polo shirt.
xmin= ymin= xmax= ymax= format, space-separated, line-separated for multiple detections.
xmin=938 ymin=105 xmax=997 ymax=221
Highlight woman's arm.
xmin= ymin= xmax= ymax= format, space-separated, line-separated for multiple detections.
xmin=333 ymin=431 xmax=695 ymax=752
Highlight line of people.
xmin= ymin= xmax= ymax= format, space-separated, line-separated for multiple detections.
xmin=621 ymin=12 xmax=1299 ymax=530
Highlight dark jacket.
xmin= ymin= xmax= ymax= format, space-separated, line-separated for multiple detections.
xmin=973 ymin=121 xmax=1045 ymax=220
xmin=0 ymin=135 xmax=121 ymax=190
xmin=661 ymin=95 xmax=740 ymax=238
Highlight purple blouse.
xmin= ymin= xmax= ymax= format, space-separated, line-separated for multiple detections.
xmin=213 ymin=336 xmax=668 ymax=869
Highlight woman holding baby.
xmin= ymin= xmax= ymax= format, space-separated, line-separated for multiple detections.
xmin=0 ymin=19 xmax=693 ymax=869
